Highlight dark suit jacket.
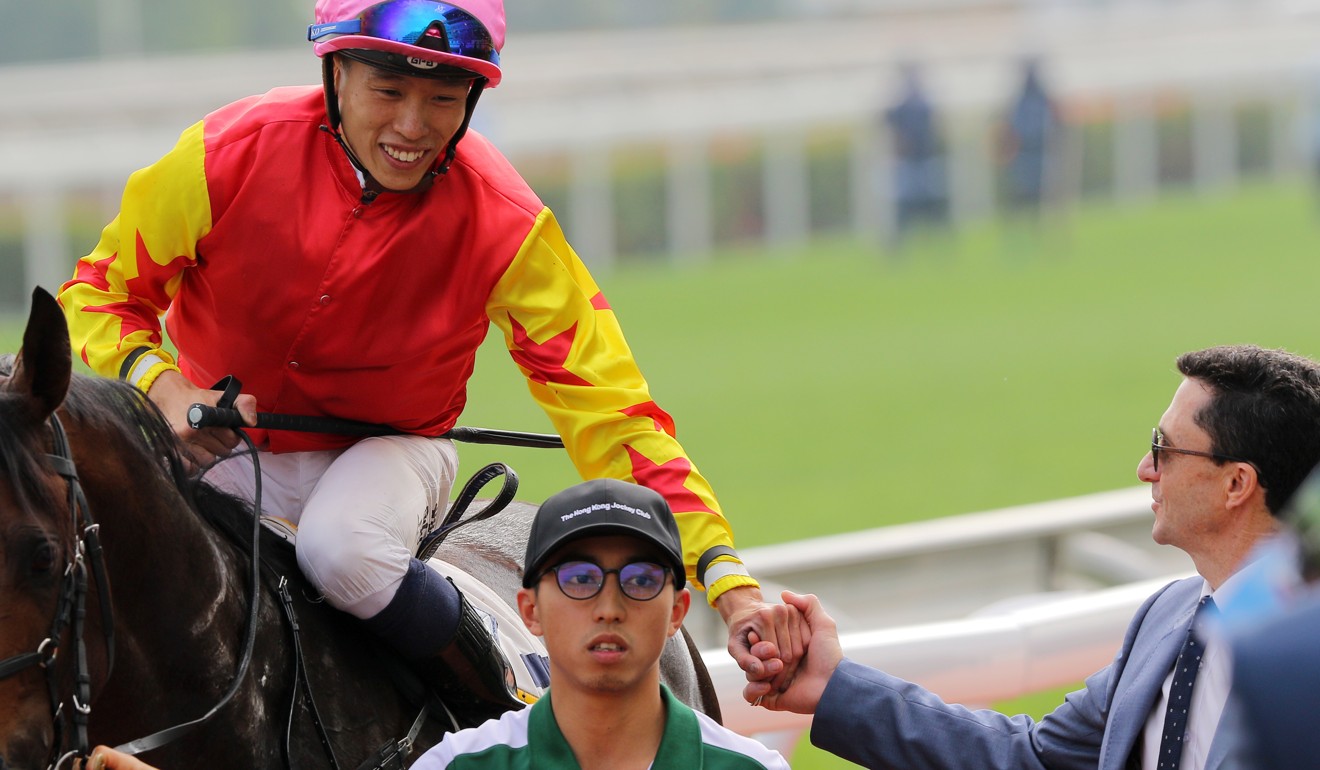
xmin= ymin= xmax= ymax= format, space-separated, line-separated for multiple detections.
xmin=1223 ymin=591 xmax=1320 ymax=770
xmin=810 ymin=576 xmax=1229 ymax=770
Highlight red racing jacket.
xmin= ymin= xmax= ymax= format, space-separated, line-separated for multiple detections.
xmin=58 ymin=85 xmax=756 ymax=603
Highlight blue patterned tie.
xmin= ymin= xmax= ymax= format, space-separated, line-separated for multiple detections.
xmin=1157 ymin=596 xmax=1215 ymax=770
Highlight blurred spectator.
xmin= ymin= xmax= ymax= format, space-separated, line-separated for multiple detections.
xmin=1218 ymin=464 xmax=1320 ymax=770
xmin=881 ymin=62 xmax=949 ymax=248
xmin=999 ymin=58 xmax=1061 ymax=216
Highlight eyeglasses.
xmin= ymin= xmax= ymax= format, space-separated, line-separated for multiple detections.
xmin=541 ymin=560 xmax=671 ymax=602
xmin=1150 ymin=428 xmax=1253 ymax=473
xmin=309 ymin=0 xmax=500 ymax=66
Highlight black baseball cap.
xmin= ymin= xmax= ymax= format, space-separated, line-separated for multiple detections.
xmin=523 ymin=479 xmax=686 ymax=590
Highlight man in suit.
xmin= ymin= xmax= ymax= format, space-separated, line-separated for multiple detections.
xmin=1224 ymin=591 xmax=1320 ymax=769
xmin=744 ymin=345 xmax=1320 ymax=770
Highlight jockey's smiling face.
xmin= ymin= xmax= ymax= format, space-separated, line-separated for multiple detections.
xmin=518 ymin=535 xmax=690 ymax=698
xmin=333 ymin=55 xmax=471 ymax=191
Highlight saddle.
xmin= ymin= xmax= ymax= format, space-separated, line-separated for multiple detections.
xmin=260 ymin=514 xmax=550 ymax=710
xmin=255 ymin=461 xmax=549 ymax=724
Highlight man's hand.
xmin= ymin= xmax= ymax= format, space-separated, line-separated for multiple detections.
xmin=147 ymin=370 xmax=257 ymax=468
xmin=743 ymin=591 xmax=843 ymax=714
xmin=80 ymin=746 xmax=159 ymax=770
xmin=715 ymin=584 xmax=806 ymax=689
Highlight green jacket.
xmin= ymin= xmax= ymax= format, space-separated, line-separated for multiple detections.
xmin=414 ymin=685 xmax=788 ymax=769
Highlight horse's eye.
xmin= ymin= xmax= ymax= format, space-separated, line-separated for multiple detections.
xmin=30 ymin=541 xmax=57 ymax=574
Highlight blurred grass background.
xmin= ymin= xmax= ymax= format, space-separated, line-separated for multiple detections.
xmin=454 ymin=179 xmax=1320 ymax=538
xmin=4 ymin=180 xmax=1319 ymax=768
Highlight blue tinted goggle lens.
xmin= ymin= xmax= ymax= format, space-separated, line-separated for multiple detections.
xmin=309 ymin=0 xmax=499 ymax=65
xmin=550 ymin=561 xmax=670 ymax=601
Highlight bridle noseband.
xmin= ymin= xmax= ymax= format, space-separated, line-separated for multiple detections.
xmin=0 ymin=414 xmax=115 ymax=770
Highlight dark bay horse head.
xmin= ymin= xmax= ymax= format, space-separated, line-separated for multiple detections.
xmin=0 ymin=289 xmax=82 ymax=769
xmin=1 ymin=288 xmax=720 ymax=769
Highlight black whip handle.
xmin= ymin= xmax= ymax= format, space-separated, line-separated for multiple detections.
xmin=187 ymin=405 xmax=564 ymax=448
xmin=188 ymin=404 xmax=395 ymax=437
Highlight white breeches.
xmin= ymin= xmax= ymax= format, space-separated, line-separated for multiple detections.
xmin=205 ymin=435 xmax=458 ymax=619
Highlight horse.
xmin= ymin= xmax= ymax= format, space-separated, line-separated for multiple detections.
xmin=0 ymin=288 xmax=720 ymax=770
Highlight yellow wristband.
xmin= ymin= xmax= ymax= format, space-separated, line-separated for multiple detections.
xmin=135 ymin=361 xmax=182 ymax=395
xmin=706 ymin=574 xmax=760 ymax=608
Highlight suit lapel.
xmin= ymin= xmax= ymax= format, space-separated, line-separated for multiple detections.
xmin=1102 ymin=593 xmax=1199 ymax=769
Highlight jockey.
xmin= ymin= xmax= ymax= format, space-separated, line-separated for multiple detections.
xmin=58 ymin=0 xmax=801 ymax=720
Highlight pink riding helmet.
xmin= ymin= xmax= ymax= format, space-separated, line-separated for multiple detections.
xmin=309 ymin=0 xmax=504 ymax=86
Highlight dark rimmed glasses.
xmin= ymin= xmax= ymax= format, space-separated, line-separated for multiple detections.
xmin=541 ymin=560 xmax=671 ymax=601
xmin=1151 ymin=428 xmax=1253 ymax=472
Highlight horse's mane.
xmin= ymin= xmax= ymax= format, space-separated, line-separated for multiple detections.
xmin=0 ymin=354 xmax=254 ymax=544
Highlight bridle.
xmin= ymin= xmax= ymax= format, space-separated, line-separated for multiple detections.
xmin=0 ymin=405 xmax=265 ymax=767
xmin=0 ymin=414 xmax=115 ymax=770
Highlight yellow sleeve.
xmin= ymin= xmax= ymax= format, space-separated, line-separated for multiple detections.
xmin=487 ymin=209 xmax=758 ymax=604
xmin=58 ymin=120 xmax=212 ymax=381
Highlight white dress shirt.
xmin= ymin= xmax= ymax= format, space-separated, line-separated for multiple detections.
xmin=1140 ymin=576 xmax=1239 ymax=770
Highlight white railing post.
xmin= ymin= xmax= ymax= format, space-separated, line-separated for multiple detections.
xmin=763 ymin=130 xmax=810 ymax=249
xmin=568 ymin=146 xmax=616 ymax=273
xmin=1114 ymin=95 xmax=1159 ymax=203
xmin=667 ymin=137 xmax=713 ymax=262
xmin=852 ymin=121 xmax=888 ymax=245
xmin=947 ymin=112 xmax=995 ymax=224
xmin=1192 ymin=92 xmax=1237 ymax=193
xmin=22 ymin=188 xmax=70 ymax=296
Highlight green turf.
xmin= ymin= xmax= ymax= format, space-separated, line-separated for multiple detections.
xmin=5 ymin=181 xmax=1319 ymax=769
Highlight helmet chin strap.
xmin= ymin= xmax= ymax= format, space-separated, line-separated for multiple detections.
xmin=437 ymin=83 xmax=485 ymax=175
xmin=319 ymin=57 xmax=487 ymax=199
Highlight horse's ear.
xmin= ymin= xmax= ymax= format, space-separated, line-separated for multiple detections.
xmin=5 ymin=287 xmax=73 ymax=421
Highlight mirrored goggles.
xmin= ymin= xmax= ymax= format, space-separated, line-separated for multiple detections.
xmin=309 ymin=0 xmax=499 ymax=66
xmin=542 ymin=560 xmax=671 ymax=602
